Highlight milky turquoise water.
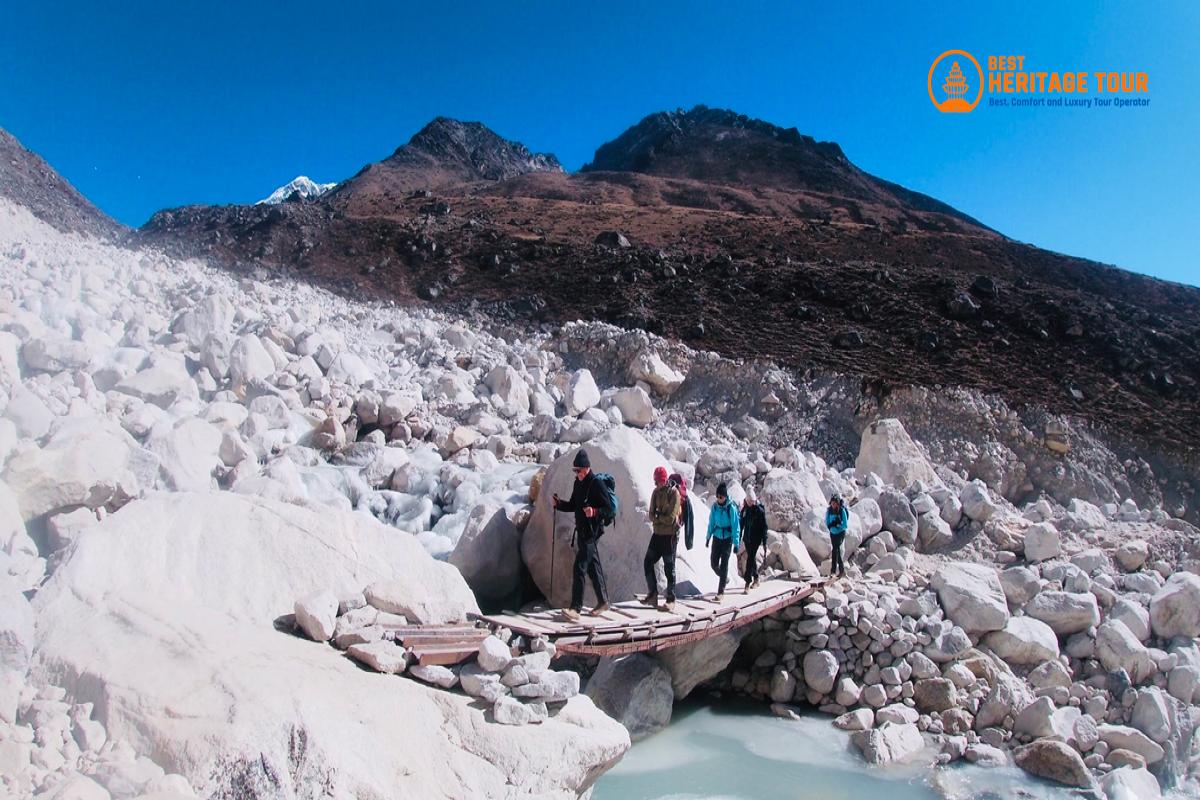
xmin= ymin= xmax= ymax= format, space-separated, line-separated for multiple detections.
xmin=591 ymin=697 xmax=1082 ymax=800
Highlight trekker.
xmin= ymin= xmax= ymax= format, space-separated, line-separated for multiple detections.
xmin=705 ymin=482 xmax=740 ymax=602
xmin=669 ymin=473 xmax=695 ymax=550
xmin=826 ymin=494 xmax=849 ymax=578
xmin=643 ymin=466 xmax=681 ymax=611
xmin=740 ymin=490 xmax=768 ymax=589
xmin=552 ymin=449 xmax=611 ymax=621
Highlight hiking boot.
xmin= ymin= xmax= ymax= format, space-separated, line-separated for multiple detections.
xmin=562 ymin=608 xmax=581 ymax=622
xmin=664 ymin=598 xmax=676 ymax=612
xmin=590 ymin=602 xmax=611 ymax=616
xmin=640 ymin=593 xmax=658 ymax=608
xmin=713 ymin=593 xmax=724 ymax=604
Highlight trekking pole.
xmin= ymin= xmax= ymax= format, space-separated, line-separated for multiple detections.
xmin=550 ymin=503 xmax=557 ymax=607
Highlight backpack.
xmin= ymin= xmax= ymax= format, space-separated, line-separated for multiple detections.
xmin=668 ymin=473 xmax=688 ymax=504
xmin=669 ymin=474 xmax=694 ymax=548
xmin=592 ymin=472 xmax=619 ymax=529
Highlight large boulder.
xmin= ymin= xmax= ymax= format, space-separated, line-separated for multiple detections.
xmin=855 ymin=419 xmax=942 ymax=489
xmin=1025 ymin=591 xmax=1101 ymax=635
xmin=1097 ymin=725 xmax=1165 ymax=764
xmin=611 ymin=387 xmax=654 ymax=428
xmin=1013 ymin=739 xmax=1094 ymax=788
xmin=3 ymin=419 xmax=155 ymax=520
xmin=521 ymin=428 xmax=727 ymax=607
xmin=564 ymin=370 xmax=601 ymax=416
xmin=760 ymin=468 xmax=826 ymax=533
xmin=1022 ymin=522 xmax=1061 ymax=562
xmin=1101 ymin=767 xmax=1161 ymax=800
xmin=114 ymin=362 xmax=199 ymax=408
xmin=628 ymin=351 xmax=684 ymax=396
xmin=930 ymin=563 xmax=1009 ymax=635
xmin=585 ymin=654 xmax=674 ymax=741
xmin=876 ymin=488 xmax=917 ymax=544
xmin=449 ymin=501 xmax=522 ymax=605
xmin=32 ymin=492 xmax=626 ymax=798
xmin=1149 ymin=573 xmax=1200 ymax=640
xmin=983 ymin=617 xmax=1059 ymax=665
xmin=483 ymin=365 xmax=530 ymax=419
xmin=145 ymin=417 xmax=223 ymax=492
xmin=766 ymin=531 xmax=820 ymax=579
xmin=655 ymin=632 xmax=743 ymax=699
xmin=850 ymin=722 xmax=925 ymax=765
xmin=803 ymin=649 xmax=839 ymax=695
xmin=1096 ymin=620 xmax=1157 ymax=684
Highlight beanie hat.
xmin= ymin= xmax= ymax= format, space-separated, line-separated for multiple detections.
xmin=653 ymin=466 xmax=668 ymax=483
xmin=573 ymin=449 xmax=590 ymax=469
xmin=716 ymin=481 xmax=728 ymax=497
xmin=745 ymin=488 xmax=758 ymax=504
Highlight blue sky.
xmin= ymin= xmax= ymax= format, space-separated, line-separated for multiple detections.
xmin=2 ymin=2 xmax=1196 ymax=285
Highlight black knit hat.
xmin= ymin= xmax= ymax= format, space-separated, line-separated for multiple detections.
xmin=573 ymin=449 xmax=591 ymax=469
xmin=716 ymin=481 xmax=728 ymax=497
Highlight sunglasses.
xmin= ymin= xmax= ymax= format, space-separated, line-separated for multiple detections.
xmin=572 ymin=467 xmax=587 ymax=474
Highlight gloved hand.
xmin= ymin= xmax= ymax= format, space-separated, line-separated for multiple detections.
xmin=705 ymin=537 xmax=710 ymax=549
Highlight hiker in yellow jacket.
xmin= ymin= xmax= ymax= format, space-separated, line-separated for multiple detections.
xmin=643 ymin=466 xmax=681 ymax=611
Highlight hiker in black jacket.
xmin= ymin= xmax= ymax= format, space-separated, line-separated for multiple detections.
xmin=741 ymin=490 xmax=768 ymax=589
xmin=552 ymin=449 xmax=611 ymax=621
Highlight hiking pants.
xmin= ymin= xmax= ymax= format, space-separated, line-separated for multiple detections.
xmin=710 ymin=537 xmax=733 ymax=594
xmin=830 ymin=533 xmax=846 ymax=576
xmin=743 ymin=537 xmax=762 ymax=585
xmin=643 ymin=534 xmax=677 ymax=600
xmin=571 ymin=533 xmax=609 ymax=610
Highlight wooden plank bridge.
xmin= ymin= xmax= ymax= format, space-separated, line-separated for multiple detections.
xmin=449 ymin=575 xmax=826 ymax=661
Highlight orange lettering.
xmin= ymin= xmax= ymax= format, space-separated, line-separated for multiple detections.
xmin=1094 ymin=72 xmax=1107 ymax=92
xmin=1049 ymin=72 xmax=1061 ymax=92
xmin=989 ymin=56 xmax=999 ymax=70
xmin=1004 ymin=72 xmax=1014 ymax=92
xmin=1016 ymin=55 xmax=1025 ymax=70
xmin=1137 ymin=73 xmax=1148 ymax=91
xmin=1016 ymin=72 xmax=1028 ymax=92
xmin=989 ymin=72 xmax=1003 ymax=92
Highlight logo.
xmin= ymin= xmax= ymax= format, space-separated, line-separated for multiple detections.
xmin=929 ymin=50 xmax=984 ymax=113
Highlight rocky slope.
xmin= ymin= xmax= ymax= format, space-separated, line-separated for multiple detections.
xmin=0 ymin=128 xmax=124 ymax=240
xmin=132 ymin=109 xmax=1200 ymax=469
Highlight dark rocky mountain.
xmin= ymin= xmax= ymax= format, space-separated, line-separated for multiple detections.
xmin=582 ymin=106 xmax=987 ymax=228
xmin=133 ymin=110 xmax=1200 ymax=457
xmin=332 ymin=117 xmax=562 ymax=213
xmin=0 ymin=127 xmax=124 ymax=239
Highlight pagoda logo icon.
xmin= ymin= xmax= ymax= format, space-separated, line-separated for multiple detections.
xmin=929 ymin=50 xmax=983 ymax=113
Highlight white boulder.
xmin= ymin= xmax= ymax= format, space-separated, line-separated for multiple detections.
xmin=1149 ymin=573 xmax=1200 ymax=639
xmin=3 ymin=419 xmax=153 ymax=520
xmin=930 ymin=563 xmax=1009 ymax=635
xmin=32 ymin=492 xmax=622 ymax=798
xmin=983 ymin=617 xmax=1059 ymax=665
xmin=855 ymin=419 xmax=942 ymax=489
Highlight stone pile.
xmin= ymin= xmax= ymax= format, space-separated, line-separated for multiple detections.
xmin=726 ymin=431 xmax=1200 ymax=797
xmin=294 ymin=586 xmax=579 ymax=726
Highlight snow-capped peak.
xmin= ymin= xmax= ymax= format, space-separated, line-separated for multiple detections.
xmin=257 ymin=176 xmax=336 ymax=205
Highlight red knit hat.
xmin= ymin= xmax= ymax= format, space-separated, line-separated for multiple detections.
xmin=653 ymin=466 xmax=668 ymax=483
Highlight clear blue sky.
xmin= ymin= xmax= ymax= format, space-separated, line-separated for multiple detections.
xmin=2 ymin=2 xmax=1196 ymax=285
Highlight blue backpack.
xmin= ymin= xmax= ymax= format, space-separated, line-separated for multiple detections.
xmin=593 ymin=472 xmax=619 ymax=529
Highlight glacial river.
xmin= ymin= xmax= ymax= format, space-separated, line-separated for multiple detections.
xmin=591 ymin=697 xmax=1080 ymax=800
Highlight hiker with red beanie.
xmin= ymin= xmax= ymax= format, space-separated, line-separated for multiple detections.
xmin=643 ymin=465 xmax=682 ymax=611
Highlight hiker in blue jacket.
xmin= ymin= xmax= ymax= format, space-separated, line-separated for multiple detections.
xmin=826 ymin=494 xmax=850 ymax=578
xmin=705 ymin=482 xmax=741 ymax=602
